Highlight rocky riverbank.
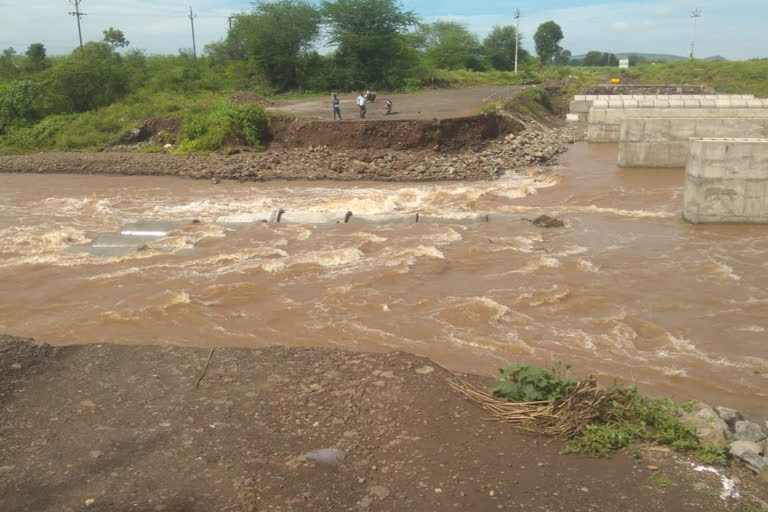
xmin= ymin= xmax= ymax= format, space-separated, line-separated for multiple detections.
xmin=1 ymin=334 xmax=767 ymax=512
xmin=0 ymin=120 xmax=582 ymax=183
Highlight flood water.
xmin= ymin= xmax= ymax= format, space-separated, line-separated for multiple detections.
xmin=1 ymin=143 xmax=766 ymax=419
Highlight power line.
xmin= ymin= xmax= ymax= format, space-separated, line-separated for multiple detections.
xmin=689 ymin=8 xmax=702 ymax=60
xmin=68 ymin=0 xmax=87 ymax=55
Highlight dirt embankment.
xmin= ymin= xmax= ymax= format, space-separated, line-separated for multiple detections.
xmin=0 ymin=116 xmax=581 ymax=182
xmin=2 ymin=335 xmax=767 ymax=512
xmin=270 ymin=114 xmax=522 ymax=150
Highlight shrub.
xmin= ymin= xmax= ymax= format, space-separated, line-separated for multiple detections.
xmin=0 ymin=80 xmax=42 ymax=133
xmin=566 ymin=384 xmax=698 ymax=456
xmin=177 ymin=103 xmax=270 ymax=154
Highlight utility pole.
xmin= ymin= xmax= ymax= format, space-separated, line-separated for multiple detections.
xmin=514 ymin=9 xmax=521 ymax=73
xmin=188 ymin=6 xmax=197 ymax=60
xmin=228 ymin=15 xmax=237 ymax=31
xmin=68 ymin=0 xmax=87 ymax=55
xmin=689 ymin=8 xmax=702 ymax=60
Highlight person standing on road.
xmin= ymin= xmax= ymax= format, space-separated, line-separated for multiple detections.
xmin=332 ymin=93 xmax=342 ymax=120
xmin=356 ymin=92 xmax=367 ymax=119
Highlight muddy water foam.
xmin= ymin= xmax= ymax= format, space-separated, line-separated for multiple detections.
xmin=1 ymin=143 xmax=766 ymax=419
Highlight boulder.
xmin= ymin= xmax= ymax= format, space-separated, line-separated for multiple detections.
xmin=679 ymin=412 xmax=727 ymax=447
xmin=715 ymin=406 xmax=743 ymax=427
xmin=691 ymin=401 xmax=715 ymax=415
xmin=734 ymin=420 xmax=767 ymax=443
xmin=696 ymin=407 xmax=732 ymax=440
xmin=532 ymin=215 xmax=565 ymax=228
xmin=728 ymin=440 xmax=763 ymax=459
xmin=737 ymin=451 xmax=768 ymax=473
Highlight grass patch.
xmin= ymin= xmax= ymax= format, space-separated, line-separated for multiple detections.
xmin=0 ymin=90 xmax=274 ymax=154
xmin=0 ymin=90 xmax=231 ymax=153
xmin=648 ymin=474 xmax=676 ymax=488
xmin=632 ymin=60 xmax=768 ymax=97
xmin=698 ymin=485 xmax=719 ymax=499
xmin=501 ymin=87 xmax=553 ymax=117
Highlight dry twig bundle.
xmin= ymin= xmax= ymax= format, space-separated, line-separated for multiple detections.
xmin=449 ymin=375 xmax=617 ymax=438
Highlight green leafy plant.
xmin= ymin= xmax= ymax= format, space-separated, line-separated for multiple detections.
xmin=697 ymin=444 xmax=726 ymax=465
xmin=491 ymin=362 xmax=577 ymax=403
xmin=567 ymin=384 xmax=698 ymax=456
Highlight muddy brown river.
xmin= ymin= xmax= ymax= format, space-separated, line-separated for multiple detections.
xmin=1 ymin=143 xmax=766 ymax=419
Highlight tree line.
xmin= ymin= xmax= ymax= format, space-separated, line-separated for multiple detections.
xmin=0 ymin=0 xmax=574 ymax=134
xmin=204 ymin=0 xmax=569 ymax=91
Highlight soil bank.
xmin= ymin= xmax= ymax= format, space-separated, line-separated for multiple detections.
xmin=1 ymin=335 xmax=767 ymax=512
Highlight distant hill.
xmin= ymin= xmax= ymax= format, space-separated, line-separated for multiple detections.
xmin=573 ymin=52 xmax=727 ymax=62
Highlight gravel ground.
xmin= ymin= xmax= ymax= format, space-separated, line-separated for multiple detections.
xmin=1 ymin=334 xmax=767 ymax=512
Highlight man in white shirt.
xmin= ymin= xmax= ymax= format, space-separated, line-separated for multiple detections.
xmin=356 ymin=92 xmax=367 ymax=119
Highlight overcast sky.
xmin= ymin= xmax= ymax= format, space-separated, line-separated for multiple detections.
xmin=0 ymin=0 xmax=764 ymax=60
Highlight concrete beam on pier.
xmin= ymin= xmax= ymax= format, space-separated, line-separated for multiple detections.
xmin=618 ymin=118 xmax=768 ymax=168
xmin=588 ymin=108 xmax=768 ymax=143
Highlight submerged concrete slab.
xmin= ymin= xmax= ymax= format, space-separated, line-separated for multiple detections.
xmin=67 ymin=233 xmax=153 ymax=257
xmin=277 ymin=211 xmax=350 ymax=224
xmin=618 ymin=118 xmax=768 ymax=167
xmin=90 ymin=233 xmax=158 ymax=247
xmin=588 ymin=108 xmax=768 ymax=142
xmin=684 ymin=138 xmax=768 ymax=223
xmin=68 ymin=245 xmax=148 ymax=258
xmin=486 ymin=213 xmax=530 ymax=223
xmin=417 ymin=213 xmax=489 ymax=224
xmin=216 ymin=212 xmax=272 ymax=225
xmin=120 ymin=220 xmax=186 ymax=236
xmin=346 ymin=214 xmax=418 ymax=225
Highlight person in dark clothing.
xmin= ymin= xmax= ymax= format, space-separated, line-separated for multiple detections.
xmin=332 ymin=93 xmax=342 ymax=120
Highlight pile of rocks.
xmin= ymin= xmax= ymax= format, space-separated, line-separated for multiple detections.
xmin=681 ymin=403 xmax=768 ymax=472
xmin=497 ymin=125 xmax=578 ymax=171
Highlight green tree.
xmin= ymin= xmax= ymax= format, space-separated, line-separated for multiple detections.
xmin=0 ymin=80 xmax=42 ymax=134
xmin=24 ymin=43 xmax=47 ymax=71
xmin=322 ymin=0 xmax=418 ymax=88
xmin=554 ymin=49 xmax=572 ymax=65
xmin=414 ymin=21 xmax=484 ymax=70
xmin=581 ymin=51 xmax=618 ymax=67
xmin=483 ymin=25 xmax=530 ymax=71
xmin=582 ymin=50 xmax=603 ymax=66
xmin=0 ymin=47 xmax=18 ymax=80
xmin=43 ymin=42 xmax=128 ymax=113
xmin=103 ymin=27 xmax=130 ymax=53
xmin=533 ymin=21 xmax=564 ymax=65
xmin=227 ymin=0 xmax=321 ymax=89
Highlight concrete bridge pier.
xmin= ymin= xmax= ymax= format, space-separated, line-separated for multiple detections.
xmin=684 ymin=138 xmax=768 ymax=224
